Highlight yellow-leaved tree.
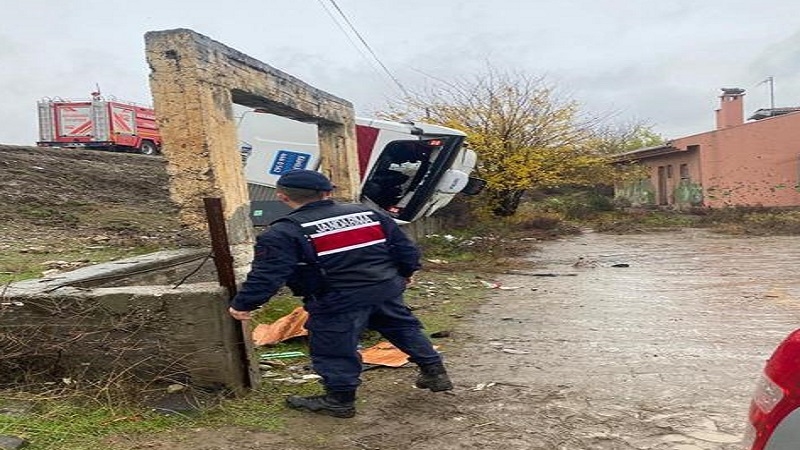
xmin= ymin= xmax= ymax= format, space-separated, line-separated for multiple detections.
xmin=384 ymin=69 xmax=651 ymax=216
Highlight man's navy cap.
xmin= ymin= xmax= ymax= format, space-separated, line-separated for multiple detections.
xmin=276 ymin=169 xmax=334 ymax=191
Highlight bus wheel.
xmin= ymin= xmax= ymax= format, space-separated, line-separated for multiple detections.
xmin=139 ymin=141 xmax=158 ymax=156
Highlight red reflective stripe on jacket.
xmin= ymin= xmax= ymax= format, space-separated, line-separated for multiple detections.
xmin=311 ymin=223 xmax=386 ymax=256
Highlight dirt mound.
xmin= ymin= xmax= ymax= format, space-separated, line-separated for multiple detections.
xmin=0 ymin=145 xmax=172 ymax=207
xmin=0 ymin=145 xmax=193 ymax=281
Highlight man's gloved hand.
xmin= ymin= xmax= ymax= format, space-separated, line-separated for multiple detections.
xmin=228 ymin=307 xmax=252 ymax=321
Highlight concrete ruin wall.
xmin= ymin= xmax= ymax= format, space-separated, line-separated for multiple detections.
xmin=0 ymin=250 xmax=251 ymax=392
xmin=144 ymin=28 xmax=361 ymax=268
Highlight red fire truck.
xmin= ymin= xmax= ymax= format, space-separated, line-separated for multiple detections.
xmin=36 ymin=92 xmax=161 ymax=155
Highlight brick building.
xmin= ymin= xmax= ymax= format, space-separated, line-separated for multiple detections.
xmin=614 ymin=88 xmax=800 ymax=209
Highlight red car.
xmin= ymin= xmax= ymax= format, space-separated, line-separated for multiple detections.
xmin=745 ymin=329 xmax=800 ymax=449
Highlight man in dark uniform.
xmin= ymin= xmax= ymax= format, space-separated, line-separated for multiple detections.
xmin=228 ymin=169 xmax=452 ymax=418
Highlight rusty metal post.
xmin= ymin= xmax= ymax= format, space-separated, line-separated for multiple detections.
xmin=203 ymin=197 xmax=238 ymax=297
xmin=203 ymin=197 xmax=258 ymax=390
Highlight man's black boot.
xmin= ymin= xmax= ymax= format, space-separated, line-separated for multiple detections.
xmin=285 ymin=391 xmax=356 ymax=418
xmin=415 ymin=362 xmax=453 ymax=392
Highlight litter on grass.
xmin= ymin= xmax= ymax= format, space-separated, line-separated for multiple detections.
xmin=252 ymin=306 xmax=309 ymax=346
xmin=478 ymin=280 xmax=522 ymax=290
xmin=259 ymin=351 xmax=306 ymax=360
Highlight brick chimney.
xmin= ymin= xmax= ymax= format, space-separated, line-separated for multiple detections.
xmin=715 ymin=88 xmax=745 ymax=129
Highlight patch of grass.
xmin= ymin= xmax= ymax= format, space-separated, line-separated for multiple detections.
xmin=530 ymin=191 xmax=615 ymax=221
xmin=0 ymin=399 xmax=186 ymax=450
xmin=694 ymin=208 xmax=800 ymax=235
xmin=590 ymin=210 xmax=695 ymax=233
xmin=0 ymin=384 xmax=301 ymax=450
xmin=583 ymin=206 xmax=800 ymax=235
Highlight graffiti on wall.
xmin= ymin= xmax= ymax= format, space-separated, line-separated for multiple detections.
xmin=616 ymin=178 xmax=704 ymax=208
xmin=674 ymin=180 xmax=704 ymax=207
xmin=615 ymin=179 xmax=656 ymax=206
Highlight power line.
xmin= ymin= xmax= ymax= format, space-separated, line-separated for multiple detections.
xmin=315 ymin=0 xmax=386 ymax=83
xmin=410 ymin=67 xmax=459 ymax=90
xmin=323 ymin=0 xmax=411 ymax=98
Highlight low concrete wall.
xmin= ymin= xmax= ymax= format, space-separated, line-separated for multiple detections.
xmin=0 ymin=250 xmax=256 ymax=393
xmin=402 ymin=216 xmax=444 ymax=241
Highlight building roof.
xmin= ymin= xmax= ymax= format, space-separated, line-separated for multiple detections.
xmin=748 ymin=107 xmax=800 ymax=121
xmin=611 ymin=144 xmax=685 ymax=163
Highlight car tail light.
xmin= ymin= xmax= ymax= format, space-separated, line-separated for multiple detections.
xmin=753 ymin=374 xmax=785 ymax=414
xmin=747 ymin=374 xmax=786 ymax=450
xmin=747 ymin=329 xmax=800 ymax=450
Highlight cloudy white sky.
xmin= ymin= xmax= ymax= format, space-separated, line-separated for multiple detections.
xmin=2 ymin=0 xmax=799 ymax=145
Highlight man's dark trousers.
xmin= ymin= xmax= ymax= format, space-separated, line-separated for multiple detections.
xmin=304 ymin=277 xmax=441 ymax=393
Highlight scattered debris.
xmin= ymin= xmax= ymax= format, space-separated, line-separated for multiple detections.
xmin=472 ymin=421 xmax=497 ymax=428
xmin=166 ymin=384 xmax=186 ymax=394
xmin=260 ymin=351 xmax=306 ymax=360
xmin=0 ymin=301 xmax=24 ymax=307
xmin=360 ymin=341 xmax=411 ymax=367
xmin=610 ymin=263 xmax=630 ymax=268
xmin=572 ymin=257 xmax=599 ymax=268
xmin=18 ymin=246 xmax=48 ymax=254
xmin=0 ymin=435 xmax=28 ymax=450
xmin=430 ymin=330 xmax=451 ymax=338
xmin=425 ymin=258 xmax=448 ymax=264
xmin=501 ymin=348 xmax=530 ymax=355
xmin=272 ymin=374 xmax=323 ymax=384
xmin=502 ymin=271 xmax=578 ymax=277
xmin=252 ymin=306 xmax=309 ymax=346
xmin=478 ymin=280 xmax=522 ymax=290
xmin=478 ymin=280 xmax=500 ymax=289
xmin=470 ymin=382 xmax=496 ymax=391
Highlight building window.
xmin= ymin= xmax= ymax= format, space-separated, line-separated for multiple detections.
xmin=680 ymin=164 xmax=689 ymax=180
xmin=666 ymin=165 xmax=673 ymax=179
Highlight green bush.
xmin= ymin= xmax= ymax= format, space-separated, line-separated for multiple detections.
xmin=523 ymin=190 xmax=616 ymax=220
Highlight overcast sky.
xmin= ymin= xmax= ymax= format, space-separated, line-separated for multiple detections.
xmin=2 ymin=0 xmax=799 ymax=145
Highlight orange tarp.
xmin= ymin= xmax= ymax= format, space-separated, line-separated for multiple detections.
xmin=359 ymin=341 xmax=410 ymax=367
xmin=251 ymin=308 xmax=430 ymax=368
xmin=252 ymin=306 xmax=309 ymax=346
